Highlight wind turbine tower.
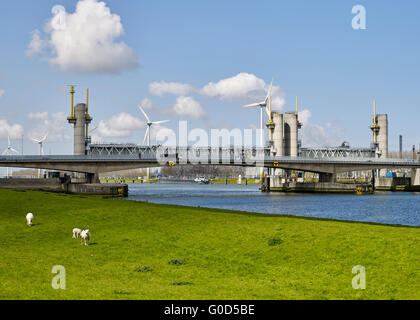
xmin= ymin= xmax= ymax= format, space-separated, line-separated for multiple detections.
xmin=138 ymin=105 xmax=170 ymax=181
xmin=30 ymin=134 xmax=47 ymax=178
xmin=243 ymin=79 xmax=273 ymax=180
xmin=2 ymin=136 xmax=19 ymax=178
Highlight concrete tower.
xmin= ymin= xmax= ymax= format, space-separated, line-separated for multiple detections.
xmin=67 ymin=86 xmax=92 ymax=156
xmin=72 ymin=103 xmax=87 ymax=155
xmin=272 ymin=112 xmax=283 ymax=157
xmin=284 ymin=113 xmax=300 ymax=157
xmin=376 ymin=114 xmax=388 ymax=159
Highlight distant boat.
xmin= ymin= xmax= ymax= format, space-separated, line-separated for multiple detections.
xmin=194 ymin=177 xmax=209 ymax=184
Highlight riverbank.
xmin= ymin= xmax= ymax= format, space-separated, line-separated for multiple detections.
xmin=0 ymin=189 xmax=418 ymax=299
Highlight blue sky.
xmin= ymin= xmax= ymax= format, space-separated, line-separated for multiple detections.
xmin=0 ymin=0 xmax=419 ymax=160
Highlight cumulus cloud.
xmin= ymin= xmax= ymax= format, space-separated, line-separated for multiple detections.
xmin=153 ymin=125 xmax=175 ymax=145
xmin=149 ymin=81 xmax=195 ymax=96
xmin=146 ymin=73 xmax=286 ymax=121
xmin=27 ymin=0 xmax=138 ymax=74
xmin=0 ymin=89 xmax=5 ymax=98
xmin=27 ymin=112 xmax=49 ymax=120
xmin=26 ymin=29 xmax=46 ymax=57
xmin=299 ymin=109 xmax=343 ymax=147
xmin=94 ymin=112 xmax=145 ymax=139
xmin=0 ymin=120 xmax=23 ymax=147
xmin=201 ymin=73 xmax=266 ymax=100
xmin=27 ymin=112 xmax=71 ymax=143
xmin=140 ymin=98 xmax=153 ymax=110
xmin=173 ymin=96 xmax=206 ymax=119
xmin=200 ymin=73 xmax=285 ymax=110
xmin=0 ymin=119 xmax=24 ymax=140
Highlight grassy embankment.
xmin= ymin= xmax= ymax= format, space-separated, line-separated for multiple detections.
xmin=0 ymin=189 xmax=418 ymax=300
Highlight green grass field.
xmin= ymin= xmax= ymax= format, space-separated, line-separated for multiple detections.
xmin=0 ymin=189 xmax=418 ymax=300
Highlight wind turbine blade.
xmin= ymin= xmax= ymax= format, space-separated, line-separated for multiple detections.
xmin=30 ymin=137 xmax=40 ymax=143
xmin=41 ymin=134 xmax=48 ymax=142
xmin=152 ymin=120 xmax=170 ymax=125
xmin=143 ymin=127 xmax=149 ymax=145
xmin=265 ymin=78 xmax=274 ymax=102
xmin=138 ymin=106 xmax=151 ymax=123
xmin=265 ymin=105 xmax=270 ymax=117
xmin=8 ymin=135 xmax=10 ymax=147
xmin=10 ymin=148 xmax=19 ymax=154
xmin=243 ymin=103 xmax=262 ymax=108
xmin=2 ymin=149 xmax=9 ymax=155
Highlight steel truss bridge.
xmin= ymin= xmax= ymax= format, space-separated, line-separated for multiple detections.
xmin=88 ymin=144 xmax=377 ymax=159
xmin=1 ymin=146 xmax=419 ymax=182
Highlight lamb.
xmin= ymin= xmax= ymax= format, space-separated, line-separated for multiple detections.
xmin=72 ymin=228 xmax=82 ymax=239
xmin=26 ymin=213 xmax=34 ymax=226
xmin=80 ymin=229 xmax=90 ymax=246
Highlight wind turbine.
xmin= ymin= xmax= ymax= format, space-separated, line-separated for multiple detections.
xmin=243 ymin=79 xmax=273 ymax=180
xmin=2 ymin=135 xmax=19 ymax=178
xmin=30 ymin=134 xmax=47 ymax=178
xmin=138 ymin=105 xmax=170 ymax=181
xmin=138 ymin=106 xmax=170 ymax=147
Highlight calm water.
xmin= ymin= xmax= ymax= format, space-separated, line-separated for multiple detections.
xmin=126 ymin=183 xmax=420 ymax=226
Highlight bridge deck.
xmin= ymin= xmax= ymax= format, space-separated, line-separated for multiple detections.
xmin=1 ymin=152 xmax=419 ymax=175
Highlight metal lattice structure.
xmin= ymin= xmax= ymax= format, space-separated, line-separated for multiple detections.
xmin=88 ymin=143 xmax=376 ymax=160
xmin=88 ymin=144 xmax=151 ymax=156
xmin=299 ymin=147 xmax=375 ymax=159
xmin=87 ymin=144 xmax=271 ymax=158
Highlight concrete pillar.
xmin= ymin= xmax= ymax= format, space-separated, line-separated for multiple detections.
xmin=272 ymin=113 xmax=283 ymax=157
xmin=284 ymin=113 xmax=298 ymax=157
xmin=411 ymin=169 xmax=420 ymax=186
xmin=87 ymin=172 xmax=100 ymax=184
xmin=319 ymin=173 xmax=336 ymax=183
xmin=73 ymin=103 xmax=87 ymax=156
xmin=377 ymin=114 xmax=388 ymax=159
xmin=376 ymin=114 xmax=388 ymax=177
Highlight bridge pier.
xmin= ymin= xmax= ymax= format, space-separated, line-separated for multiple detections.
xmin=86 ymin=173 xmax=100 ymax=184
xmin=411 ymin=169 xmax=420 ymax=186
xmin=319 ymin=173 xmax=337 ymax=183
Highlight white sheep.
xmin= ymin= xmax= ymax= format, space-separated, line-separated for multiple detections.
xmin=80 ymin=229 xmax=90 ymax=246
xmin=72 ymin=228 xmax=82 ymax=238
xmin=26 ymin=213 xmax=34 ymax=226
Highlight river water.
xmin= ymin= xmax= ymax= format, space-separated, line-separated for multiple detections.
xmin=126 ymin=183 xmax=420 ymax=226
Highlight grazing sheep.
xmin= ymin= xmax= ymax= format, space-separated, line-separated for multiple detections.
xmin=26 ymin=213 xmax=34 ymax=226
xmin=72 ymin=228 xmax=82 ymax=238
xmin=80 ymin=229 xmax=90 ymax=246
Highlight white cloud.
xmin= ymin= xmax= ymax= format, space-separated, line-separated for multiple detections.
xmin=173 ymin=96 xmax=206 ymax=119
xmin=140 ymin=98 xmax=153 ymax=110
xmin=153 ymin=125 xmax=175 ymax=145
xmin=201 ymin=73 xmax=265 ymax=100
xmin=27 ymin=112 xmax=49 ymax=120
xmin=95 ymin=112 xmax=145 ymax=139
xmin=299 ymin=109 xmax=343 ymax=147
xmin=28 ymin=0 xmax=138 ymax=74
xmin=0 ymin=119 xmax=24 ymax=140
xmin=27 ymin=112 xmax=71 ymax=143
xmin=149 ymin=81 xmax=195 ymax=96
xmin=200 ymin=73 xmax=285 ymax=110
xmin=298 ymin=109 xmax=312 ymax=125
xmin=26 ymin=29 xmax=45 ymax=57
xmin=201 ymin=73 xmax=262 ymax=100
xmin=0 ymin=89 xmax=5 ymax=98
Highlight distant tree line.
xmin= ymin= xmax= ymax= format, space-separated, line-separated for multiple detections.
xmin=161 ymin=165 xmax=247 ymax=179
